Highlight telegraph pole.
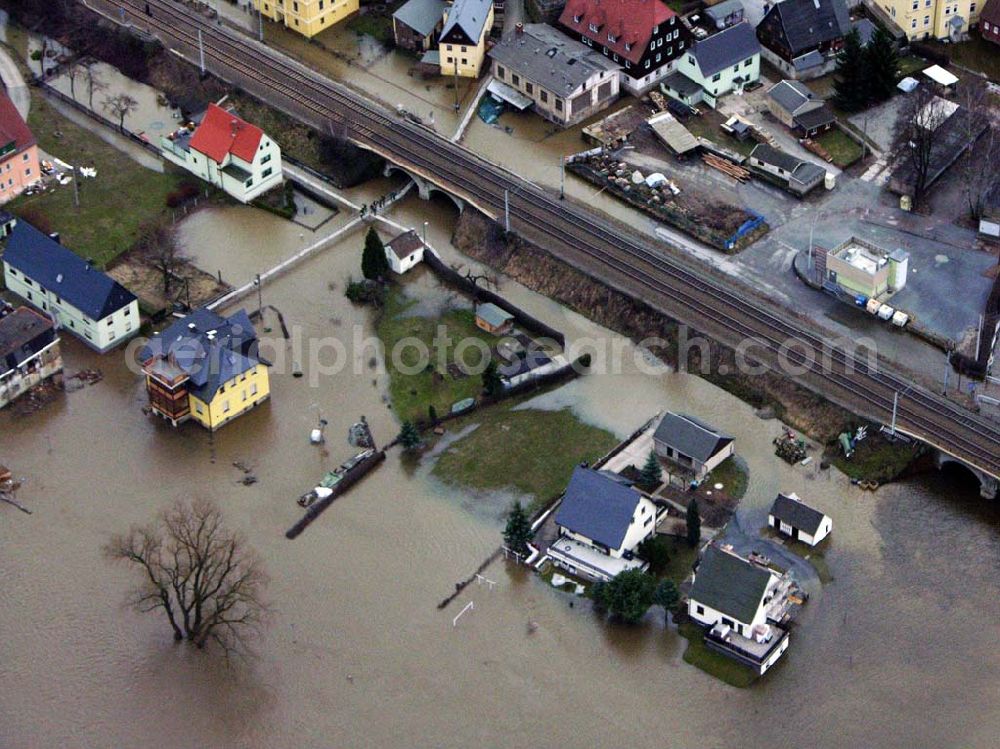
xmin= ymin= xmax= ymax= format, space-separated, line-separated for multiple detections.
xmin=560 ymin=156 xmax=565 ymax=200
xmin=504 ymin=189 xmax=510 ymax=233
xmin=254 ymin=273 xmax=262 ymax=318
xmin=258 ymin=3 xmax=265 ymax=41
xmin=198 ymin=29 xmax=206 ymax=75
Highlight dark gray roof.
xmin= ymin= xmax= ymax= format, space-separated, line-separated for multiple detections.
xmin=653 ymin=412 xmax=733 ymax=464
xmin=769 ymin=493 xmax=826 ymax=535
xmin=664 ymin=71 xmax=703 ymax=97
xmin=476 ymin=302 xmax=514 ymax=327
xmin=488 ymin=24 xmax=618 ymax=95
xmin=704 ymin=0 xmax=744 ymax=23
xmin=791 ymin=49 xmax=826 ymax=71
xmin=768 ymin=79 xmax=815 ymax=115
xmin=0 ymin=306 xmax=56 ymax=371
xmin=690 ymin=545 xmax=773 ymax=624
xmin=440 ymin=0 xmax=493 ymax=43
xmin=689 ymin=22 xmax=759 ymax=78
xmin=554 ymin=466 xmax=643 ymax=550
xmin=852 ymin=17 xmax=876 ymax=46
xmin=393 ymin=0 xmax=447 ymax=37
xmin=769 ymin=0 xmax=850 ymax=56
xmin=140 ymin=308 xmax=262 ymax=401
xmin=794 ymin=103 xmax=836 ymax=130
xmin=2 ymin=221 xmax=137 ymax=320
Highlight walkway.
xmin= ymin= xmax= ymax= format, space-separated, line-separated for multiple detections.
xmin=0 ymin=38 xmax=30 ymax=120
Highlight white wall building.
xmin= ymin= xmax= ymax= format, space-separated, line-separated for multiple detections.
xmin=2 ymin=221 xmax=139 ymax=353
xmin=384 ymin=229 xmax=426 ymax=274
xmin=653 ymin=411 xmax=735 ymax=483
xmin=768 ymin=492 xmax=832 ymax=546
xmin=161 ymin=103 xmax=282 ymax=203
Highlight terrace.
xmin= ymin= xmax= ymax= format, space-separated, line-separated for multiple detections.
xmin=705 ymin=621 xmax=789 ymax=671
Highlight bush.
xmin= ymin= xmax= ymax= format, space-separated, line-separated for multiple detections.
xmin=637 ymin=535 xmax=671 ymax=575
xmin=592 ymin=568 xmax=657 ymax=624
xmin=165 ymin=182 xmax=201 ymax=208
xmin=345 ymin=277 xmax=385 ymax=306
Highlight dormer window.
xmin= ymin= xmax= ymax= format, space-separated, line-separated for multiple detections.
xmin=588 ymin=22 xmax=599 ymax=32
xmin=573 ymin=13 xmax=581 ymax=22
xmin=608 ymin=32 xmax=617 ymax=42
xmin=624 ymin=41 xmax=631 ymax=51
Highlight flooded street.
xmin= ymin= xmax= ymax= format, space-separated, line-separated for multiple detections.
xmin=3 ymin=195 xmax=1000 ymax=749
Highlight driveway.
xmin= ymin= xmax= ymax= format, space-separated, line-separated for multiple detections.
xmin=0 ymin=43 xmax=29 ymax=120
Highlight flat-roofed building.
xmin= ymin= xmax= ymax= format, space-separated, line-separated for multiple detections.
xmin=824 ymin=236 xmax=909 ymax=299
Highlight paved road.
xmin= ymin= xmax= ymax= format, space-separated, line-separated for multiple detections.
xmin=0 ymin=43 xmax=30 ymax=120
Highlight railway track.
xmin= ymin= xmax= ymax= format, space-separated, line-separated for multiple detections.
xmin=106 ymin=0 xmax=999 ymax=476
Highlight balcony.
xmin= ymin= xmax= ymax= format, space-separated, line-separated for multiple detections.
xmin=705 ymin=622 xmax=789 ymax=673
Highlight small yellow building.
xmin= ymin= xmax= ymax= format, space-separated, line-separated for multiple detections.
xmin=141 ymin=308 xmax=270 ymax=432
xmin=438 ymin=0 xmax=495 ymax=77
xmin=869 ymin=0 xmax=981 ymax=40
xmin=254 ymin=0 xmax=359 ymax=38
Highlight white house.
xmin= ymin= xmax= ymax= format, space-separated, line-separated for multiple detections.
xmin=768 ymin=492 xmax=832 ymax=546
xmin=663 ymin=22 xmax=760 ymax=109
xmin=548 ymin=465 xmax=658 ymax=581
xmin=1 ymin=221 xmax=139 ymax=353
xmin=0 ymin=305 xmax=63 ymax=409
xmin=653 ymin=411 xmax=734 ymax=483
xmin=688 ymin=545 xmax=791 ymax=675
xmin=384 ymin=229 xmax=425 ymax=274
xmin=160 ymin=103 xmax=282 ymax=203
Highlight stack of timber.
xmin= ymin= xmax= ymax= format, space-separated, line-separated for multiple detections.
xmin=703 ymin=153 xmax=750 ymax=182
xmin=649 ymin=91 xmax=669 ymax=112
xmin=802 ymin=138 xmax=833 ymax=163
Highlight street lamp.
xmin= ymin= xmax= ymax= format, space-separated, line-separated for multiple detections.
xmin=889 ymin=385 xmax=912 ymax=439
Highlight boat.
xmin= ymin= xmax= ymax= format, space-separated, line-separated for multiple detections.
xmin=297 ymin=449 xmax=375 ymax=507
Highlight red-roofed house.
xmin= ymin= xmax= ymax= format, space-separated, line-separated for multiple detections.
xmin=160 ymin=103 xmax=282 ymax=203
xmin=981 ymin=0 xmax=1000 ymax=46
xmin=0 ymin=92 xmax=40 ymax=204
xmin=558 ymin=0 xmax=692 ymax=94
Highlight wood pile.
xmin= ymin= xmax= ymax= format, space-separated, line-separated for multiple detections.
xmin=702 ymin=153 xmax=750 ymax=182
xmin=649 ymin=91 xmax=669 ymax=112
xmin=802 ymin=138 xmax=834 ymax=163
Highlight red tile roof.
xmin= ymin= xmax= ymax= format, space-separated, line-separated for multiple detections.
xmin=559 ymin=0 xmax=676 ymax=65
xmin=189 ymin=103 xmax=264 ymax=164
xmin=0 ymin=92 xmax=36 ymax=156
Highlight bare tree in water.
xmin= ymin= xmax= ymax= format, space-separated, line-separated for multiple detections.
xmin=135 ymin=218 xmax=189 ymax=296
xmin=82 ymin=59 xmax=108 ymax=111
xmin=102 ymin=92 xmax=138 ymax=133
xmin=105 ymin=499 xmax=269 ymax=661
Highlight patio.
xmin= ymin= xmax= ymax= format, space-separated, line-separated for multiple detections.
xmin=546 ymin=536 xmax=647 ymax=582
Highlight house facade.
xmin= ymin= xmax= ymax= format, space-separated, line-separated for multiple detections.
xmin=548 ymin=466 xmax=658 ymax=581
xmin=393 ymin=0 xmax=447 ymax=51
xmin=704 ymin=0 xmax=745 ymax=29
xmin=0 ymin=92 xmax=41 ymax=205
xmin=756 ymin=0 xmax=850 ymax=79
xmin=161 ymin=103 xmax=283 ymax=203
xmin=768 ymin=492 xmax=832 ymax=546
xmin=653 ymin=411 xmax=734 ymax=482
xmin=867 ymin=0 xmax=982 ymax=40
xmin=665 ymin=22 xmax=759 ymax=109
xmin=559 ymin=0 xmax=693 ymax=95
xmin=766 ymin=79 xmax=836 ymax=137
xmin=688 ymin=545 xmax=791 ymax=675
xmin=824 ymin=236 xmax=909 ymax=298
xmin=748 ymin=143 xmax=827 ymax=197
xmin=981 ymin=0 xmax=1000 ymax=44
xmin=254 ymin=0 xmax=359 ymax=37
xmin=438 ymin=0 xmax=496 ymax=77
xmin=489 ymin=24 xmax=621 ymax=126
xmin=0 ymin=305 xmax=63 ymax=409
xmin=140 ymin=308 xmax=271 ymax=431
xmin=384 ymin=229 xmax=426 ymax=274
xmin=2 ymin=221 xmax=139 ymax=353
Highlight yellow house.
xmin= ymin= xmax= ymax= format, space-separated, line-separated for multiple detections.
xmin=141 ymin=308 xmax=271 ymax=432
xmin=869 ymin=0 xmax=982 ymax=40
xmin=438 ymin=0 xmax=495 ymax=77
xmin=254 ymin=0 xmax=359 ymax=38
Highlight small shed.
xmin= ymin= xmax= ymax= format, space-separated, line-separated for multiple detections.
xmin=768 ymin=492 xmax=831 ymax=546
xmin=384 ymin=230 xmax=426 ymax=274
xmin=647 ymin=111 xmax=699 ymax=155
xmin=475 ymin=302 xmax=514 ymax=335
xmin=922 ymin=65 xmax=958 ymax=95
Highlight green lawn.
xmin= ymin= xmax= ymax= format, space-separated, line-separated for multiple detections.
xmin=704 ymin=457 xmax=748 ymax=500
xmin=678 ymin=621 xmax=757 ymax=688
xmin=815 ymin=129 xmax=864 ymax=169
xmin=376 ymin=284 xmax=503 ymax=423
xmin=432 ymin=404 xmax=618 ymax=513
xmin=925 ymin=34 xmax=1000 ymax=81
xmin=827 ymin=428 xmax=923 ymax=484
xmin=657 ymin=535 xmax=699 ymax=587
xmin=9 ymin=92 xmax=185 ymax=268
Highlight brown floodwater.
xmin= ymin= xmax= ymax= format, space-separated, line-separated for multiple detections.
xmin=2 ymin=196 xmax=1000 ymax=749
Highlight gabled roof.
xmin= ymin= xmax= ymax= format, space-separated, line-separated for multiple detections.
xmin=794 ymin=103 xmax=836 ymax=131
xmin=688 ymin=22 xmax=759 ymax=77
xmin=0 ymin=92 xmax=35 ymax=156
xmin=767 ymin=79 xmax=816 ymax=116
xmin=750 ymin=143 xmax=826 ymax=184
xmin=559 ymin=0 xmax=677 ymax=66
xmin=763 ymin=0 xmax=850 ymax=56
xmin=141 ymin=308 xmax=262 ymax=401
xmin=393 ymin=0 xmax=447 ymax=37
xmin=440 ymin=0 xmax=493 ymax=44
xmin=386 ymin=229 xmax=424 ymax=260
xmin=852 ymin=17 xmax=876 ymax=46
xmin=704 ymin=0 xmax=744 ymax=23
xmin=554 ymin=466 xmax=644 ymax=550
xmin=769 ymin=492 xmax=827 ymax=535
xmin=0 ymin=306 xmax=55 ymax=370
xmin=476 ymin=302 xmax=514 ymax=327
xmin=981 ymin=0 xmax=1000 ymax=26
xmin=189 ymin=103 xmax=265 ymax=165
xmin=690 ymin=545 xmax=774 ymax=624
xmin=488 ymin=23 xmax=619 ymax=96
xmin=653 ymin=412 xmax=733 ymax=464
xmin=2 ymin=221 xmax=137 ymax=320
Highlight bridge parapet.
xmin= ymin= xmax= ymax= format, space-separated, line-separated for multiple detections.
xmin=383 ymin=165 xmax=466 ymax=213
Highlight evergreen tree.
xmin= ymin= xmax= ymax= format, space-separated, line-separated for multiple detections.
xmin=637 ymin=535 xmax=671 ymax=575
xmin=832 ymin=29 xmax=868 ymax=113
xmin=482 ymin=360 xmax=504 ymax=397
xmin=653 ymin=579 xmax=680 ymax=620
xmin=686 ymin=498 xmax=701 ymax=547
xmin=864 ymin=27 xmax=900 ymax=104
xmin=592 ymin=568 xmax=656 ymax=624
xmin=503 ymin=501 xmax=533 ymax=556
xmin=639 ymin=450 xmax=662 ymax=488
xmin=361 ymin=226 xmax=389 ymax=281
xmin=397 ymin=421 xmax=421 ymax=450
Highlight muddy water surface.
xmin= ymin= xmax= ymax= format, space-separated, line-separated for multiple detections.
xmin=2 ymin=200 xmax=999 ymax=749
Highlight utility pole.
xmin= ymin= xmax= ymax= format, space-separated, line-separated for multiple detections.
xmin=560 ymin=156 xmax=565 ymax=200
xmin=504 ymin=188 xmax=510 ymax=233
xmin=453 ymin=66 xmax=460 ymax=113
xmin=72 ymin=165 xmax=80 ymax=208
xmin=890 ymin=390 xmax=899 ymax=437
xmin=198 ymin=29 xmax=206 ymax=75
xmin=254 ymin=273 xmax=262 ymax=318
xmin=943 ymin=350 xmax=952 ymax=395
xmin=422 ymin=220 xmax=428 ymax=249
xmin=976 ymin=314 xmax=984 ymax=360
xmin=258 ymin=3 xmax=265 ymax=41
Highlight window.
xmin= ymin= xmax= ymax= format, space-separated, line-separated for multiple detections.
xmin=24 ymin=167 xmax=31 ymax=176
xmin=588 ymin=22 xmax=599 ymax=32
xmin=653 ymin=25 xmax=658 ymax=34
xmin=687 ymin=54 xmax=694 ymax=64
xmin=573 ymin=13 xmax=581 ymax=22
xmin=262 ymin=153 xmax=271 ymax=164
xmin=970 ymin=1 xmax=976 ymax=10
xmin=124 ymin=307 xmax=131 ymax=316
xmin=912 ymin=17 xmax=917 ymax=27
xmin=293 ymin=1 xmax=298 ymax=9
xmin=608 ymin=32 xmax=616 ymax=42
xmin=734 ymin=64 xmax=739 ymax=72
xmin=712 ymin=72 xmax=721 ymax=81
xmin=613 ymin=53 xmax=619 ymax=61
xmin=744 ymin=57 xmax=753 ymax=66
xmin=251 ymin=383 xmax=258 ymax=396
xmin=22 ymin=153 xmax=28 ymax=161
xmin=107 ymin=318 xmax=114 ymax=326
xmin=656 ymin=53 xmax=661 ymax=62
xmin=624 ymin=41 xmax=631 ymax=51
xmin=644 ymin=59 xmax=650 ymax=68
xmin=911 ymin=0 xmax=917 ymax=10
xmin=925 ymin=0 xmax=931 ymax=6
xmin=512 ymin=73 xmax=520 ymax=86
xmin=540 ymin=90 xmax=548 ymax=103
xmin=924 ymin=14 xmax=930 ymax=24
xmin=262 ymin=167 xmax=273 ymax=178
xmin=461 ymin=58 xmax=468 ymax=66
xmin=696 ymin=605 xmax=704 ymax=615
xmin=461 ymin=45 xmax=467 ymax=52
xmin=555 ymin=98 xmax=563 ymax=111
xmin=496 ymin=64 xmax=505 ymax=79
xmin=679 ymin=40 xmax=684 ymax=50
xmin=525 ymin=82 xmax=533 ymax=94
xmin=944 ymin=6 xmax=950 ymax=13
xmin=245 ymin=178 xmax=253 ymax=188
xmin=195 ymin=403 xmax=203 ymax=415
xmin=8 ymin=268 xmax=14 ymax=276
xmin=446 ymin=44 xmax=453 ymax=51
xmin=243 ymin=389 xmax=248 ymax=402
xmin=223 ymin=401 xmax=230 ymax=413
xmin=85 ymin=331 xmax=92 ymax=340
xmin=673 ymin=28 xmax=679 ymax=39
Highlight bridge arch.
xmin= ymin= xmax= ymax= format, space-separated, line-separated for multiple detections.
xmin=936 ymin=453 xmax=998 ymax=499
xmin=382 ymin=165 xmax=465 ymax=213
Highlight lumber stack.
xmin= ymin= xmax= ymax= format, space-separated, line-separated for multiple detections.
xmin=702 ymin=153 xmax=750 ymax=182
xmin=649 ymin=91 xmax=669 ymax=112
